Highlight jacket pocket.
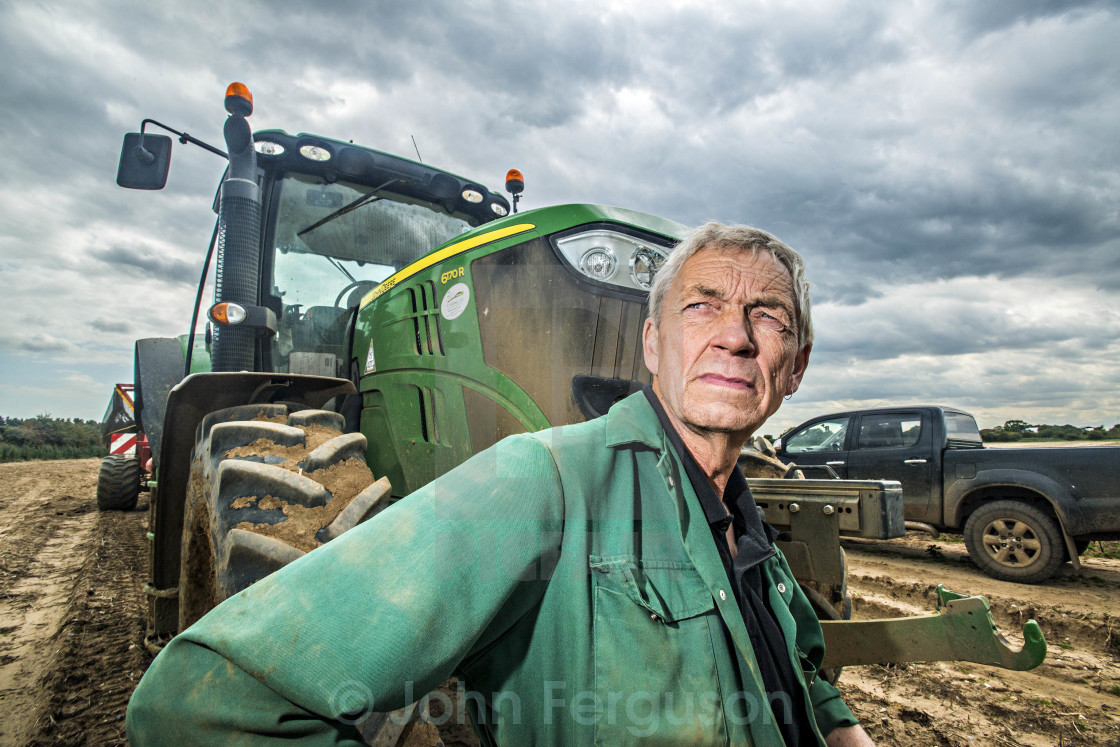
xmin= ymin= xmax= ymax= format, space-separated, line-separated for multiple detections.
xmin=588 ymin=555 xmax=726 ymax=745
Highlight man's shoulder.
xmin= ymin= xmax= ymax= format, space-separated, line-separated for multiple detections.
xmin=522 ymin=391 xmax=662 ymax=457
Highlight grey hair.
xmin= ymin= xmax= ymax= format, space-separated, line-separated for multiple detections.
xmin=648 ymin=221 xmax=814 ymax=347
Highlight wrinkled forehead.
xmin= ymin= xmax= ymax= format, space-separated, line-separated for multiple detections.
xmin=674 ymin=244 xmax=795 ymax=300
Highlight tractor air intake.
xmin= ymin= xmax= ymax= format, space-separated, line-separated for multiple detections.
xmin=210 ymin=83 xmax=261 ymax=373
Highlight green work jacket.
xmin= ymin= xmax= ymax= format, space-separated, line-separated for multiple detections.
xmin=127 ymin=393 xmax=856 ymax=744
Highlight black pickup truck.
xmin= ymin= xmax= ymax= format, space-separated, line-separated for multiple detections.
xmin=775 ymin=405 xmax=1120 ymax=583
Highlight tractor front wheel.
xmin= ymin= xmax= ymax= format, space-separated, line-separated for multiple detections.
xmin=177 ymin=404 xmax=391 ymax=631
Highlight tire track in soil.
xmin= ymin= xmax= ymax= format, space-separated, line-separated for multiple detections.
xmin=27 ymin=502 xmax=151 ymax=746
xmin=0 ymin=461 xmax=98 ymax=745
xmin=0 ymin=459 xmax=151 ymax=747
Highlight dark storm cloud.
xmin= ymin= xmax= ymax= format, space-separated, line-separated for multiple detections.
xmin=0 ymin=332 xmax=79 ymax=354
xmin=946 ymin=0 xmax=1113 ymax=38
xmin=89 ymin=318 xmax=132 ymax=334
xmin=96 ymin=245 xmax=197 ymax=284
xmin=0 ymin=0 xmax=1117 ymax=426
xmin=637 ymin=4 xmax=906 ymax=114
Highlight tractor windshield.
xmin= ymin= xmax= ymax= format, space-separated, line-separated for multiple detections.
xmin=268 ymin=172 xmax=474 ymax=376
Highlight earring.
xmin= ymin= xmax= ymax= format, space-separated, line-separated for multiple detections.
xmin=784 ymin=394 xmax=793 ymax=400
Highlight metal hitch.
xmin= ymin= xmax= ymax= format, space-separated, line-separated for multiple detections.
xmin=820 ymin=584 xmax=1046 ymax=671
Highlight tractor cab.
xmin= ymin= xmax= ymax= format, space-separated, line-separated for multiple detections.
xmin=263 ymin=166 xmax=489 ymax=378
xmin=238 ymin=129 xmax=512 ymax=381
xmin=117 ymin=107 xmax=511 ymax=382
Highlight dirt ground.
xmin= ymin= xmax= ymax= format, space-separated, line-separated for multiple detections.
xmin=1 ymin=459 xmax=1118 ymax=745
xmin=0 ymin=459 xmax=147 ymax=746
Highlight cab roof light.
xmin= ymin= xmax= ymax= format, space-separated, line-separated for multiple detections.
xmin=224 ymin=82 xmax=253 ymax=117
xmin=254 ymin=141 xmax=285 ymax=156
xmin=505 ymin=168 xmax=524 ymax=213
xmin=299 ymin=144 xmax=331 ymax=162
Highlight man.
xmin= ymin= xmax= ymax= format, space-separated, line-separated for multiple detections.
xmin=127 ymin=222 xmax=872 ymax=745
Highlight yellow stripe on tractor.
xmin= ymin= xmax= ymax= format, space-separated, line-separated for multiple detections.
xmin=360 ymin=223 xmax=536 ymax=308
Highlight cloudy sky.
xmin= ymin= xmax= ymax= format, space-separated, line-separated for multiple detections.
xmin=1 ymin=0 xmax=1117 ymax=435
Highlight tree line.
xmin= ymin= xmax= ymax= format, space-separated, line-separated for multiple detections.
xmin=0 ymin=415 xmax=108 ymax=462
xmin=980 ymin=419 xmax=1120 ymax=442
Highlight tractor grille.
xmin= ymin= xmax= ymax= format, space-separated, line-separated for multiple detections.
xmin=406 ymin=281 xmax=445 ymax=356
xmin=472 ymin=237 xmax=651 ymax=427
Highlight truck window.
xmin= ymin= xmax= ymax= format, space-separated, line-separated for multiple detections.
xmin=857 ymin=413 xmax=921 ymax=449
xmin=945 ymin=412 xmax=983 ymax=447
xmin=785 ymin=417 xmax=850 ymax=453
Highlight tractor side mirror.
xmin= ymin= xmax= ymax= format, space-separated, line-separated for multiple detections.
xmin=116 ymin=133 xmax=172 ymax=190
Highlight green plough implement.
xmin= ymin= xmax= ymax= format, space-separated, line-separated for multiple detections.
xmin=821 ymin=585 xmax=1047 ymax=671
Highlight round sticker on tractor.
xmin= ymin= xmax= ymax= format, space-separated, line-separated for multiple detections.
xmin=441 ymin=282 xmax=470 ymax=320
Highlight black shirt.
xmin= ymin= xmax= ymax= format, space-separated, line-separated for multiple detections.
xmin=644 ymin=388 xmax=814 ymax=745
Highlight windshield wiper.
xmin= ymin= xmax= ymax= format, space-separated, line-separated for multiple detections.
xmin=297 ymin=177 xmax=397 ymax=238
xmin=325 ymin=255 xmax=356 ymax=283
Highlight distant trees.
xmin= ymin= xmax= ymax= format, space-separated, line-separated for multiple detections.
xmin=979 ymin=419 xmax=1120 ymax=443
xmin=0 ymin=415 xmax=107 ymax=462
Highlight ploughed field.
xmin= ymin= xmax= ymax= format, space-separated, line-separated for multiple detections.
xmin=0 ymin=459 xmax=1118 ymax=745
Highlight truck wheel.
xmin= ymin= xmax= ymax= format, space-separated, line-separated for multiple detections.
xmin=963 ymin=500 xmax=1064 ymax=584
xmin=178 ymin=404 xmax=391 ymax=631
xmin=96 ymin=453 xmax=141 ymax=511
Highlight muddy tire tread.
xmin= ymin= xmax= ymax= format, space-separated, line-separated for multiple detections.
xmin=178 ymin=406 xmax=372 ymax=631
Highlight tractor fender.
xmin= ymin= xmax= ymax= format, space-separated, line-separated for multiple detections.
xmin=145 ymin=372 xmax=354 ymax=641
xmin=133 ymin=337 xmax=187 ymax=469
xmin=945 ymin=468 xmax=1083 ymax=535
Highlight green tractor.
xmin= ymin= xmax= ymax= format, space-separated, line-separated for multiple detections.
xmin=116 ymin=84 xmax=1044 ymax=734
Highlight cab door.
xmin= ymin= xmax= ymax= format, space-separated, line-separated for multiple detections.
xmin=845 ymin=410 xmax=935 ymax=522
xmin=777 ymin=416 xmax=853 ymax=478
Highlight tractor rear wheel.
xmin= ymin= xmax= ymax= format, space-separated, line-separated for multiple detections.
xmin=177 ymin=404 xmax=391 ymax=631
xmin=96 ymin=453 xmax=141 ymax=511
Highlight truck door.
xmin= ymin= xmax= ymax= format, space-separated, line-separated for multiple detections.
xmin=778 ymin=416 xmax=853 ymax=478
xmin=846 ymin=411 xmax=935 ymax=522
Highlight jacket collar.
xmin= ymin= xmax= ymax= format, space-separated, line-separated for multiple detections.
xmin=603 ymin=390 xmax=665 ymax=449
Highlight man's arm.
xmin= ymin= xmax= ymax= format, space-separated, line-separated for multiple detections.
xmin=127 ymin=434 xmax=564 ymax=743
xmin=826 ymin=724 xmax=876 ymax=746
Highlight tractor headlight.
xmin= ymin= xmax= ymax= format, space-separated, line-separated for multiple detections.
xmin=554 ymin=230 xmax=669 ymax=292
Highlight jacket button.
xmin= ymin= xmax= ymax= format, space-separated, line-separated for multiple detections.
xmin=650 ymin=613 xmax=661 ymax=622
xmin=668 ymin=475 xmax=675 ymax=488
xmin=719 ymin=589 xmax=726 ymax=601
xmin=777 ymin=583 xmax=787 ymax=593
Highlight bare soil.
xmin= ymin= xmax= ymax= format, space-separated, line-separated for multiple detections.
xmin=839 ymin=533 xmax=1120 ymax=746
xmin=1 ymin=459 xmax=1118 ymax=745
xmin=0 ymin=459 xmax=147 ymax=746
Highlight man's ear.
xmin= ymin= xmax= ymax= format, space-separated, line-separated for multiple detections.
xmin=784 ymin=343 xmax=811 ymax=396
xmin=641 ymin=317 xmax=659 ymax=377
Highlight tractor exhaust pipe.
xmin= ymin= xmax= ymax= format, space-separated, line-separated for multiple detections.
xmin=210 ymin=83 xmax=261 ymax=373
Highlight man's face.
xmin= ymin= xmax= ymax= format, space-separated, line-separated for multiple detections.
xmin=643 ymin=246 xmax=811 ymax=441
